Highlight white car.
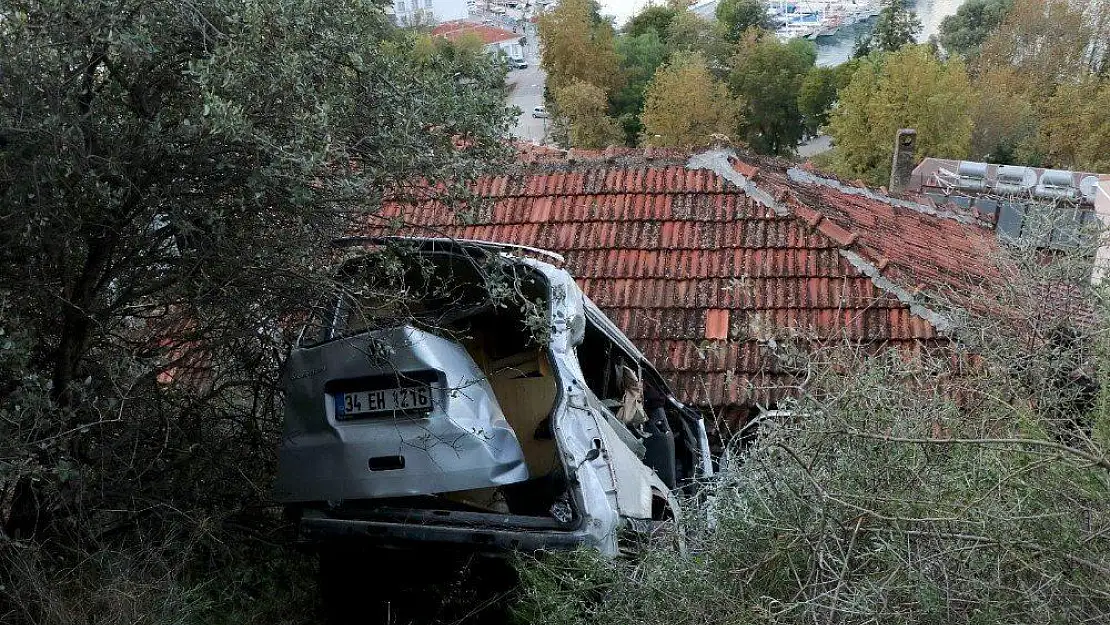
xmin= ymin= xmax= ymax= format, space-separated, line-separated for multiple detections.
xmin=532 ymin=105 xmax=549 ymax=118
xmin=274 ymin=237 xmax=713 ymax=557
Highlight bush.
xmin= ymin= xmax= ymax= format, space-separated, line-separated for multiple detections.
xmin=0 ymin=0 xmax=512 ymax=621
xmin=514 ymin=240 xmax=1110 ymax=623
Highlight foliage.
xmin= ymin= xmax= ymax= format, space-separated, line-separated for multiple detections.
xmin=612 ymin=31 xmax=669 ymax=145
xmin=0 ymin=0 xmax=513 ymax=621
xmin=715 ymin=0 xmax=773 ymax=43
xmin=553 ymin=80 xmax=624 ymax=148
xmin=538 ymin=0 xmax=624 ymax=95
xmin=977 ymin=0 xmax=1103 ymax=89
xmin=414 ymin=31 xmax=488 ymax=63
xmin=854 ymin=0 xmax=922 ymax=56
xmin=956 ymin=0 xmax=1110 ymax=168
xmin=728 ymin=32 xmax=816 ymax=154
xmin=937 ymin=0 xmax=1014 ymax=58
xmin=514 ymin=242 xmax=1110 ymax=625
xmin=664 ymin=11 xmax=730 ymax=66
xmin=640 ymin=53 xmax=738 ymax=147
xmin=827 ymin=45 xmax=975 ymax=185
xmin=968 ymin=65 xmax=1039 ymax=164
xmin=1036 ymin=79 xmax=1110 ymax=172
xmin=624 ymin=4 xmax=678 ymax=38
xmin=796 ymin=65 xmax=848 ymax=136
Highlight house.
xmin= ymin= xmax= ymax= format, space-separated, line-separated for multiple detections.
xmin=369 ymin=146 xmax=1004 ymax=429
xmin=431 ymin=20 xmax=524 ymax=58
xmin=391 ymin=0 xmax=468 ymax=26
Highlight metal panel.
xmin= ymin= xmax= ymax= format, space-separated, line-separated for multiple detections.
xmin=951 ymin=195 xmax=972 ymax=209
xmin=997 ymin=201 xmax=1025 ymax=239
xmin=973 ymin=197 xmax=999 ymax=219
xmin=1049 ymin=208 xmax=1084 ymax=249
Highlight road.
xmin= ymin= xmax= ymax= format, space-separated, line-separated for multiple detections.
xmin=467 ymin=6 xmax=549 ymax=144
xmin=507 ymin=42 xmax=548 ymax=144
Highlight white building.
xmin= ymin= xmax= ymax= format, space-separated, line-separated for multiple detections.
xmin=392 ymin=0 xmax=468 ymax=26
xmin=431 ymin=20 xmax=524 ymax=58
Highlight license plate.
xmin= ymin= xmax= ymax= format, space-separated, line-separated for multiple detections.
xmin=335 ymin=386 xmax=432 ymax=418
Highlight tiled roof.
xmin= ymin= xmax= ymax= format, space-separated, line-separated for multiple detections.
xmin=431 ymin=20 xmax=520 ymax=45
xmin=368 ymin=147 xmax=1003 ymax=409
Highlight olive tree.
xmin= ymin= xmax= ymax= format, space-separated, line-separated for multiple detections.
xmin=0 ymin=0 xmax=513 ymax=620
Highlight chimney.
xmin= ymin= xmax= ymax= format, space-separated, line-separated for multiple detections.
xmin=889 ymin=128 xmax=917 ymax=193
xmin=1091 ymin=175 xmax=1110 ymax=285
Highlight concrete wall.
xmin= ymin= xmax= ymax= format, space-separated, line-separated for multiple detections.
xmin=486 ymin=38 xmax=523 ymax=59
xmin=1094 ymin=175 xmax=1110 ymax=284
xmin=889 ymin=129 xmax=917 ymax=193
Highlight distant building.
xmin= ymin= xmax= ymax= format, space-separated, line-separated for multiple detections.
xmin=690 ymin=0 xmax=719 ymax=19
xmin=392 ymin=0 xmax=468 ymax=26
xmin=431 ymin=20 xmax=524 ymax=58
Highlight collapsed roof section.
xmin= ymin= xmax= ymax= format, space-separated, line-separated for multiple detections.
xmin=366 ymin=146 xmax=1004 ymax=411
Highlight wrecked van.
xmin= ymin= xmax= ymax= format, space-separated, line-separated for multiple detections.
xmin=274 ymin=237 xmax=712 ymax=557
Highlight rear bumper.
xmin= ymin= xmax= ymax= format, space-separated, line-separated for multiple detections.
xmin=298 ymin=512 xmax=591 ymax=553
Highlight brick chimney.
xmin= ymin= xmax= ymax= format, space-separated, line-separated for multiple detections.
xmin=1092 ymin=175 xmax=1110 ymax=285
xmin=889 ymin=129 xmax=917 ymax=193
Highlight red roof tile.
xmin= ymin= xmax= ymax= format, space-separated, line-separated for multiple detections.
xmin=704 ymin=309 xmax=730 ymax=341
xmin=431 ymin=20 xmax=519 ymax=45
xmin=368 ymin=147 xmax=1003 ymax=409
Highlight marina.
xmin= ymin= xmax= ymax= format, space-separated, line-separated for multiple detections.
xmin=686 ymin=0 xmax=969 ymax=66
xmin=766 ymin=0 xmax=884 ymax=42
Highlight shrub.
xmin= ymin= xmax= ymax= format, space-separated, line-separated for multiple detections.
xmin=514 ymin=236 xmax=1110 ymax=624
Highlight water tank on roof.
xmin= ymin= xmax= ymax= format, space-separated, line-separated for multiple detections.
xmin=1034 ymin=169 xmax=1078 ymax=200
xmin=1080 ymin=175 xmax=1099 ymax=204
xmin=993 ymin=165 xmax=1037 ymax=195
xmin=956 ymin=161 xmax=989 ymax=192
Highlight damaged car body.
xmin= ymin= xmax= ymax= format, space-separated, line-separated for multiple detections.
xmin=274 ymin=237 xmax=712 ymax=556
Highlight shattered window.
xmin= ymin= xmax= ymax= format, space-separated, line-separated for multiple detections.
xmin=337 ymin=251 xmax=488 ymax=337
xmin=299 ymin=245 xmax=549 ymax=348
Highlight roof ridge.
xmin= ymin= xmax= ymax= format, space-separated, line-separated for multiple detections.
xmin=786 ymin=166 xmax=987 ymax=227
xmin=689 ymin=148 xmax=956 ymax=334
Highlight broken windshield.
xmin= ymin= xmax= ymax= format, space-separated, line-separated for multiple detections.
xmin=299 ymin=245 xmax=550 ymax=347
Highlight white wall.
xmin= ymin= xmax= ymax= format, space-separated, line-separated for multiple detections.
xmin=487 ymin=39 xmax=523 ymax=59
xmin=429 ymin=0 xmax=468 ymax=22
xmin=393 ymin=0 xmax=467 ymax=25
xmin=1094 ymin=175 xmax=1110 ymax=285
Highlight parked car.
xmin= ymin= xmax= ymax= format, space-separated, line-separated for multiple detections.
xmin=274 ymin=237 xmax=713 ymax=558
xmin=532 ymin=105 xmax=548 ymax=118
xmin=509 ymin=56 xmax=528 ymax=69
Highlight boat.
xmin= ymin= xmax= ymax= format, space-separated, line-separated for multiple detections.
xmin=689 ymin=0 xmax=882 ymax=41
xmin=770 ymin=0 xmax=880 ymax=41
